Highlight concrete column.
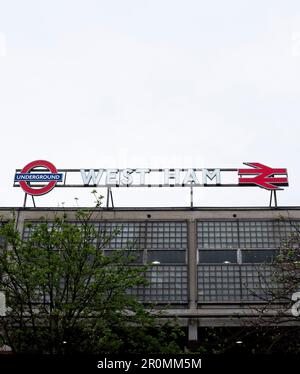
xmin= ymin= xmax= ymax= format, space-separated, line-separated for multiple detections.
xmin=188 ymin=219 xmax=197 ymax=310
xmin=188 ymin=319 xmax=198 ymax=341
xmin=188 ymin=219 xmax=198 ymax=341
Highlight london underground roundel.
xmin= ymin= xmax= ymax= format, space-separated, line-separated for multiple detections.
xmin=14 ymin=160 xmax=63 ymax=196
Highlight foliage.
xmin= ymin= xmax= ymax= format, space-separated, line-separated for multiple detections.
xmin=243 ymin=218 xmax=300 ymax=353
xmin=0 ymin=199 xmax=183 ymax=354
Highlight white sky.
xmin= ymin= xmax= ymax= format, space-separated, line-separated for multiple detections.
xmin=0 ymin=0 xmax=299 ymax=208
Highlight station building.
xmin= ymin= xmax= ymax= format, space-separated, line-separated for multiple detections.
xmin=1 ymin=205 xmax=299 ymax=342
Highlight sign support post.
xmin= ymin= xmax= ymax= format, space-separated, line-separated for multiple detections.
xmin=269 ymin=190 xmax=278 ymax=208
xmin=190 ymin=186 xmax=194 ymax=209
xmin=23 ymin=193 xmax=36 ymax=208
xmin=106 ymin=187 xmax=114 ymax=209
xmin=23 ymin=193 xmax=27 ymax=208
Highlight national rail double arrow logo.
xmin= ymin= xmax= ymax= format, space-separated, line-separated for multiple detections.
xmin=238 ymin=162 xmax=288 ymax=190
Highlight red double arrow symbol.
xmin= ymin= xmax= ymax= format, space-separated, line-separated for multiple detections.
xmin=238 ymin=162 xmax=288 ymax=190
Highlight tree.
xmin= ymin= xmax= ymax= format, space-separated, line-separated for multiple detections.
xmin=0 ymin=197 xmax=183 ymax=354
xmin=244 ymin=219 xmax=300 ymax=353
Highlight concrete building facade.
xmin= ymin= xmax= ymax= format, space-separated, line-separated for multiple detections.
xmin=1 ymin=206 xmax=300 ymax=341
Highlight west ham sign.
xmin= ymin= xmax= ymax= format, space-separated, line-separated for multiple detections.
xmin=14 ymin=161 xmax=289 ymax=196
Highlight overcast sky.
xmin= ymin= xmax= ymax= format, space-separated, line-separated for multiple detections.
xmin=0 ymin=0 xmax=299 ymax=208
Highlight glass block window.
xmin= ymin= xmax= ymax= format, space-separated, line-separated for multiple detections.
xmin=99 ymin=222 xmax=146 ymax=250
xmin=23 ymin=220 xmax=187 ymax=264
xmin=197 ymin=219 xmax=300 ymax=253
xmin=23 ymin=222 xmax=35 ymax=239
xmin=127 ymin=265 xmax=188 ymax=303
xmin=146 ymin=221 xmax=187 ymax=249
xmin=23 ymin=221 xmax=55 ymax=240
xmin=99 ymin=221 xmax=187 ymax=251
xmin=198 ymin=264 xmax=241 ymax=302
xmin=238 ymin=221 xmax=278 ymax=248
xmin=240 ymin=264 xmax=279 ymax=302
xmin=23 ymin=221 xmax=102 ymax=247
xmin=197 ymin=221 xmax=238 ymax=249
xmin=197 ymin=264 xmax=278 ymax=303
xmin=275 ymin=220 xmax=300 ymax=244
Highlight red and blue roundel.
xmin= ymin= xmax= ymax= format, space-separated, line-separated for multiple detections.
xmin=14 ymin=160 xmax=63 ymax=196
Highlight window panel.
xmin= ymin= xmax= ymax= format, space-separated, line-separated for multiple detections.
xmin=238 ymin=221 xmax=277 ymax=248
xmin=23 ymin=220 xmax=188 ymax=264
xmin=147 ymin=250 xmax=185 ymax=264
xmin=198 ymin=264 xmax=241 ymax=302
xmin=242 ymin=250 xmax=278 ymax=263
xmin=104 ymin=249 xmax=143 ymax=263
xmin=127 ymin=265 xmax=188 ymax=303
xmin=99 ymin=222 xmax=146 ymax=250
xmin=197 ymin=220 xmax=300 ymax=250
xmin=146 ymin=221 xmax=187 ymax=250
xmin=197 ymin=264 xmax=277 ymax=303
xmin=198 ymin=250 xmax=237 ymax=263
xmin=197 ymin=221 xmax=238 ymax=249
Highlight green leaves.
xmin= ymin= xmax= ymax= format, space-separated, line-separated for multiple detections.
xmin=0 ymin=209 xmax=182 ymax=354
